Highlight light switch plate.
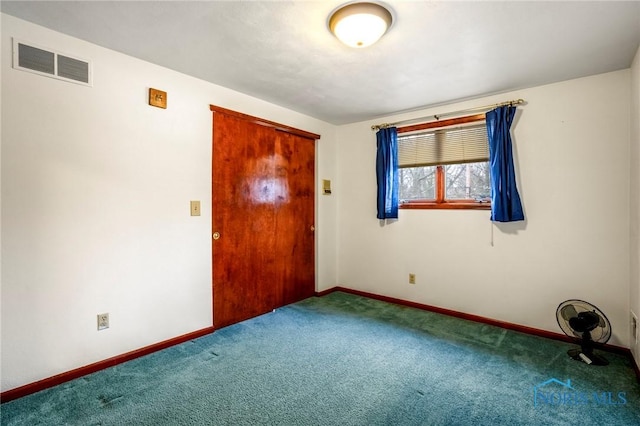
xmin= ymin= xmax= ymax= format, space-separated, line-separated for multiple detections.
xmin=190 ymin=200 xmax=201 ymax=216
xmin=322 ymin=179 xmax=332 ymax=195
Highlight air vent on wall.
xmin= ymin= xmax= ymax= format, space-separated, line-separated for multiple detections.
xmin=12 ymin=38 xmax=92 ymax=86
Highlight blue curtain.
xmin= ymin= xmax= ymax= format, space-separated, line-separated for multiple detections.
xmin=376 ymin=127 xmax=399 ymax=219
xmin=486 ymin=106 xmax=524 ymax=222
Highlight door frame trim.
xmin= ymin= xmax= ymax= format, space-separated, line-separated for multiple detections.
xmin=210 ymin=105 xmax=320 ymax=141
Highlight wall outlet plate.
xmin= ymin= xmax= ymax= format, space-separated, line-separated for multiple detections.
xmin=97 ymin=313 xmax=109 ymax=330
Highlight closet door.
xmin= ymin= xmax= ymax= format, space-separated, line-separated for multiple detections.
xmin=274 ymin=130 xmax=315 ymax=306
xmin=211 ymin=108 xmax=316 ymax=329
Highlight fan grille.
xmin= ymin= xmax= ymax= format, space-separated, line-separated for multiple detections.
xmin=556 ymin=299 xmax=611 ymax=344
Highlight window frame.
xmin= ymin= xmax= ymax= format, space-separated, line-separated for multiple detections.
xmin=398 ymin=114 xmax=491 ymax=210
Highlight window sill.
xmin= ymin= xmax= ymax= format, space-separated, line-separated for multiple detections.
xmin=400 ymin=201 xmax=491 ymax=210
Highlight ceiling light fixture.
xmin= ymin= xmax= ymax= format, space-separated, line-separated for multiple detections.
xmin=328 ymin=2 xmax=393 ymax=48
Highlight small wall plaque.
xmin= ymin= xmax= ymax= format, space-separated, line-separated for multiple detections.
xmin=149 ymin=88 xmax=167 ymax=109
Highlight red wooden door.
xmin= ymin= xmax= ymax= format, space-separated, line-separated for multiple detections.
xmin=274 ymin=130 xmax=316 ymax=306
xmin=211 ymin=108 xmax=316 ymax=329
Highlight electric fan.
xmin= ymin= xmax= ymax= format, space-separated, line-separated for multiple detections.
xmin=556 ymin=299 xmax=612 ymax=366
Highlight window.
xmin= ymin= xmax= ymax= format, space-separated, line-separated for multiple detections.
xmin=398 ymin=115 xmax=491 ymax=210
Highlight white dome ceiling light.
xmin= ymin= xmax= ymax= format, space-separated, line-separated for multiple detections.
xmin=328 ymin=2 xmax=393 ymax=48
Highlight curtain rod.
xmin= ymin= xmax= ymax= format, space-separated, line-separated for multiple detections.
xmin=370 ymin=98 xmax=525 ymax=131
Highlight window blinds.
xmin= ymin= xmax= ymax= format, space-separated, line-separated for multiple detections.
xmin=398 ymin=123 xmax=489 ymax=167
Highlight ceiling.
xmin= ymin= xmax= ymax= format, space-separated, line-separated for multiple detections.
xmin=2 ymin=1 xmax=639 ymax=125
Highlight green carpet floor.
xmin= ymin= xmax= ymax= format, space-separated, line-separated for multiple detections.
xmin=2 ymin=291 xmax=639 ymax=425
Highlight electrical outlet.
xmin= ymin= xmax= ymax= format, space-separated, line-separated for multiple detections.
xmin=97 ymin=313 xmax=109 ymax=331
xmin=409 ymin=273 xmax=416 ymax=284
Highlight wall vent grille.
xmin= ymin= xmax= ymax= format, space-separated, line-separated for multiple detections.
xmin=12 ymin=38 xmax=92 ymax=86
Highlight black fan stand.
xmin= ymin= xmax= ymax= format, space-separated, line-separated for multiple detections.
xmin=568 ymin=330 xmax=609 ymax=366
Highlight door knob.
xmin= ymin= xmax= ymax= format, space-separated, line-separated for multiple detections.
xmin=213 ymin=232 xmax=221 ymax=240
xmin=310 ymin=225 xmax=315 ymax=231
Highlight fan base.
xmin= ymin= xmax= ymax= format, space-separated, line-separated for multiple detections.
xmin=568 ymin=349 xmax=609 ymax=366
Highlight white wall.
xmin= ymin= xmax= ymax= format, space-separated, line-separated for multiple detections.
xmin=337 ymin=70 xmax=631 ymax=347
xmin=630 ymin=44 xmax=640 ymax=366
xmin=0 ymin=14 xmax=338 ymax=392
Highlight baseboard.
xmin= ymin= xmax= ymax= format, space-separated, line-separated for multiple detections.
xmin=1 ymin=326 xmax=215 ymax=403
xmin=317 ymin=286 xmax=631 ymax=357
xmin=632 ymin=352 xmax=640 ymax=381
xmin=315 ymin=287 xmax=338 ymax=297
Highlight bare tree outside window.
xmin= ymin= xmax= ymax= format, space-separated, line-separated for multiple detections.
xmin=445 ymin=162 xmax=491 ymax=201
xmin=399 ymin=166 xmax=436 ymax=201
